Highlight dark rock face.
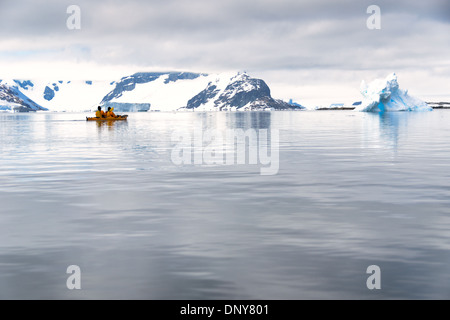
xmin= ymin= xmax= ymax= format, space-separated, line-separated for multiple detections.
xmin=186 ymin=83 xmax=220 ymax=109
xmin=44 ymin=86 xmax=55 ymax=101
xmin=164 ymin=72 xmax=205 ymax=84
xmin=255 ymin=97 xmax=298 ymax=110
xmin=0 ymin=83 xmax=47 ymax=111
xmin=13 ymin=80 xmax=34 ymax=90
xmin=101 ymin=73 xmax=161 ymax=104
xmin=101 ymin=72 xmax=205 ymax=104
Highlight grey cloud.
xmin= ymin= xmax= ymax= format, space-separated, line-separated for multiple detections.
xmin=1 ymin=0 xmax=448 ymax=36
xmin=0 ymin=0 xmax=449 ymax=82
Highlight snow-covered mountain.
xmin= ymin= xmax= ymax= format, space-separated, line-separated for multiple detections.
xmin=103 ymin=71 xmax=300 ymax=111
xmin=1 ymin=71 xmax=301 ymax=112
xmin=0 ymin=82 xmax=47 ymax=112
xmin=184 ymin=73 xmax=300 ymax=111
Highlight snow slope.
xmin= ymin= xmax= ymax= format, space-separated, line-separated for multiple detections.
xmin=103 ymin=72 xmax=214 ymax=111
xmin=1 ymin=79 xmax=115 ymax=112
xmin=356 ymin=73 xmax=432 ymax=112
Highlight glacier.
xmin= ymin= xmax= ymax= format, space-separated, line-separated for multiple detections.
xmin=1 ymin=79 xmax=114 ymax=112
xmin=355 ymin=73 xmax=432 ymax=112
xmin=102 ymin=102 xmax=151 ymax=112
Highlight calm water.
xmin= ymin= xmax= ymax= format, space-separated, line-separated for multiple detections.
xmin=1 ymin=110 xmax=450 ymax=299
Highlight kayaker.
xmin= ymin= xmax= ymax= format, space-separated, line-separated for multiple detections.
xmin=106 ymin=107 xmax=117 ymax=118
xmin=96 ymin=106 xmax=106 ymax=118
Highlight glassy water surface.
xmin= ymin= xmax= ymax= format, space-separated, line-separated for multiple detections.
xmin=1 ymin=110 xmax=450 ymax=299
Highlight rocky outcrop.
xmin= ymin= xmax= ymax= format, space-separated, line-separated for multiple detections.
xmin=0 ymin=83 xmax=47 ymax=112
xmin=186 ymin=73 xmax=304 ymax=111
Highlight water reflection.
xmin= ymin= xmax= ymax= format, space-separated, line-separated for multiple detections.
xmin=378 ymin=112 xmax=402 ymax=150
xmin=227 ymin=111 xmax=272 ymax=130
xmin=191 ymin=111 xmax=272 ymax=131
xmin=94 ymin=119 xmax=129 ymax=132
xmin=362 ymin=112 xmax=407 ymax=151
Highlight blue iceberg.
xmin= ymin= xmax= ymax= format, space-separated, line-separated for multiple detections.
xmin=355 ymin=73 xmax=432 ymax=112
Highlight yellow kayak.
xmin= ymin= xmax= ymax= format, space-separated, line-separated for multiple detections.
xmin=86 ymin=115 xmax=128 ymax=121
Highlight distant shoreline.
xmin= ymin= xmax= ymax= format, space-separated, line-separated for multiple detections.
xmin=427 ymin=102 xmax=450 ymax=109
xmin=314 ymin=102 xmax=450 ymax=111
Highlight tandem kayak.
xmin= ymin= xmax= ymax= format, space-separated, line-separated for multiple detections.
xmin=86 ymin=115 xmax=128 ymax=121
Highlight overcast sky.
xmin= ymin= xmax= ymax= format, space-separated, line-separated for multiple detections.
xmin=0 ymin=0 xmax=449 ymax=105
